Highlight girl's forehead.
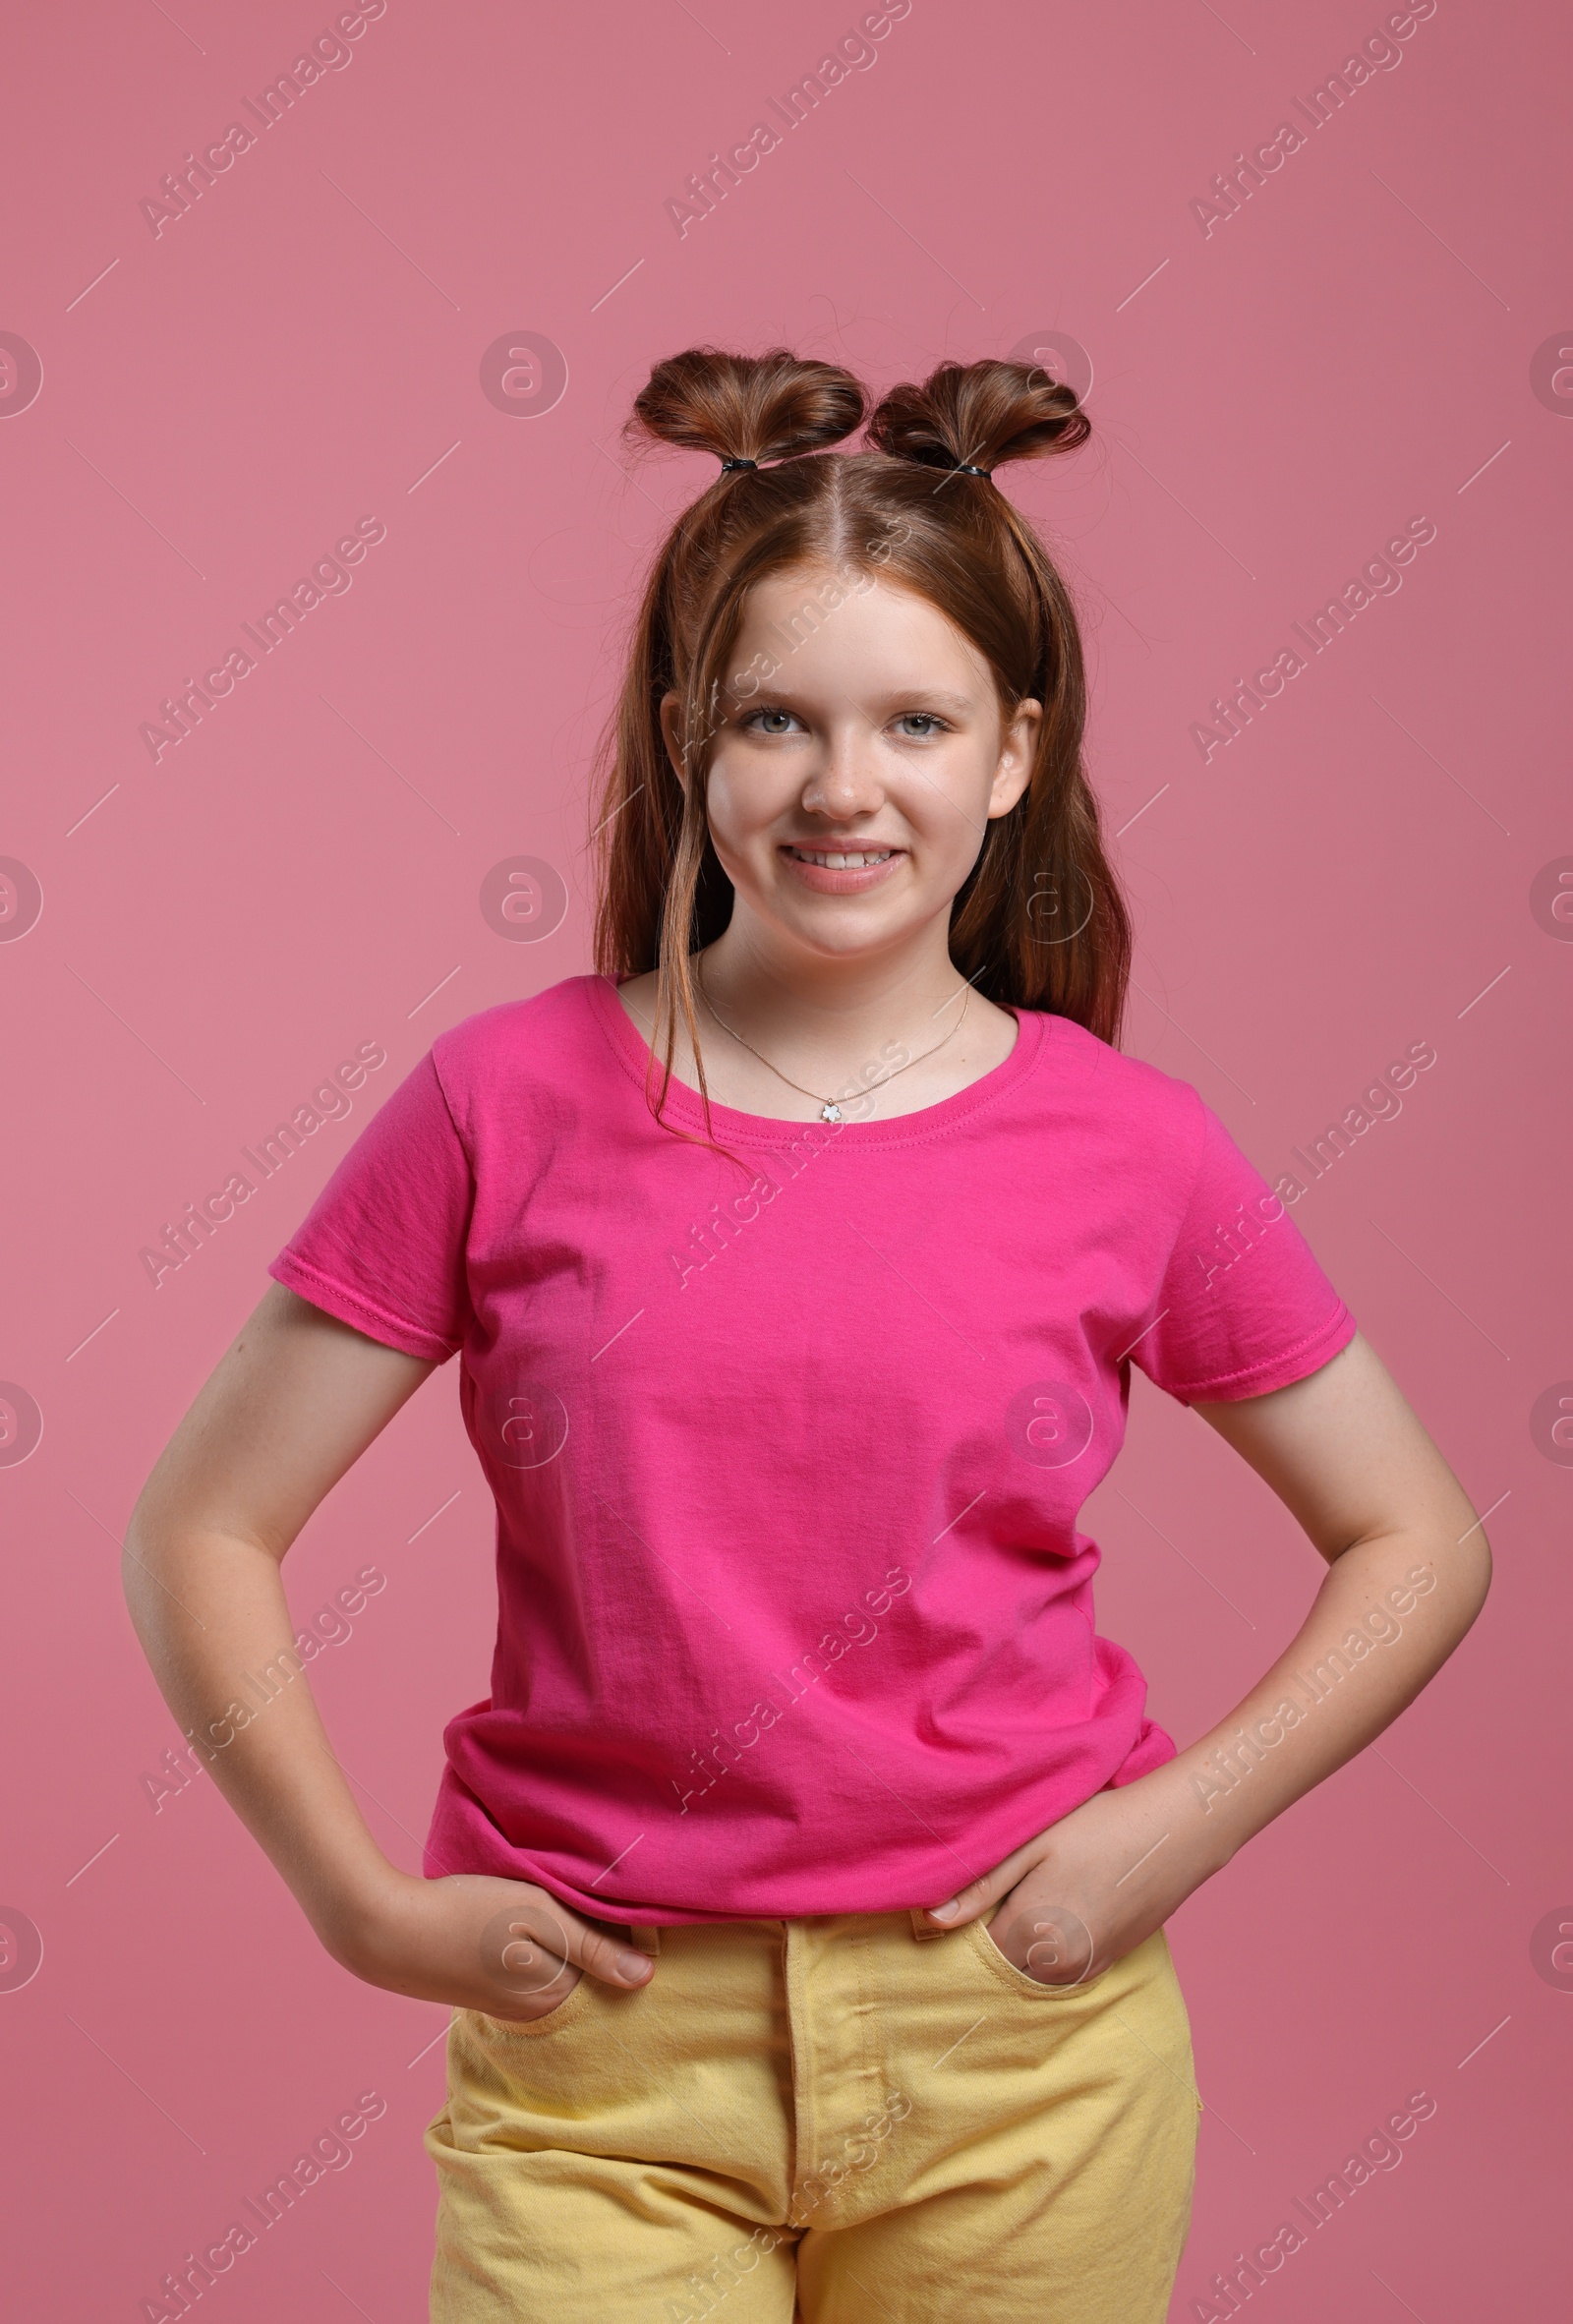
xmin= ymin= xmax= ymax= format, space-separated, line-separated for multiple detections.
xmin=734 ymin=565 xmax=975 ymax=647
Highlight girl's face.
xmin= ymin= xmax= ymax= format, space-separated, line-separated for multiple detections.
xmin=663 ymin=563 xmax=1039 ymax=968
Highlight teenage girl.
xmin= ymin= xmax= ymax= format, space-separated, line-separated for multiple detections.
xmin=124 ymin=351 xmax=1489 ymax=2324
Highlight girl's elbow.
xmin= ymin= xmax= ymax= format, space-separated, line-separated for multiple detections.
xmin=1465 ymin=1531 xmax=1492 ymax=1617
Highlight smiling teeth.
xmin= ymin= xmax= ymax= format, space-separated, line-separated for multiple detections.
xmin=790 ymin=848 xmax=894 ymax=868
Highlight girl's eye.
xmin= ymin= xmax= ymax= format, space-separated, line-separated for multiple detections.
xmin=895 ymin=713 xmax=947 ymax=737
xmin=743 ymin=707 xmax=801 ymax=734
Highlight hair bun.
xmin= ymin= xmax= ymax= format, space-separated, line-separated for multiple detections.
xmin=866 ymin=358 xmax=1089 ymax=477
xmin=629 ymin=347 xmax=866 ymax=470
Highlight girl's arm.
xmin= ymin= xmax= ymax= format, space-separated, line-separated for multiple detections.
xmin=122 ymin=1282 xmax=654 ymax=2014
xmin=921 ymin=1331 xmax=1491 ymax=1971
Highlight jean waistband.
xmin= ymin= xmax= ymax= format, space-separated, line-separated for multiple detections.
xmin=610 ymin=1907 xmax=957 ymax=1957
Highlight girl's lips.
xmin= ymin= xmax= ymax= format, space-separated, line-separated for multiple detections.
xmin=778 ymin=843 xmax=905 ymax=896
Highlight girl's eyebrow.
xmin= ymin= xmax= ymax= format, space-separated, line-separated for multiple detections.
xmin=881 ymin=689 xmax=974 ymax=713
xmin=736 ymin=685 xmax=977 ymax=714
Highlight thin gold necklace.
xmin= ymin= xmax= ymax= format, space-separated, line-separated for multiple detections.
xmin=693 ymin=960 xmax=973 ymax=1124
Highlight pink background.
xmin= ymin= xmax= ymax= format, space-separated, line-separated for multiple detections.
xmin=1 ymin=1 xmax=1568 ymax=2316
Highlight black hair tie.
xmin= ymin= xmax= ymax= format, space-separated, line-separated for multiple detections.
xmin=719 ymin=456 xmax=758 ymax=472
xmin=903 ymin=445 xmax=993 ymax=479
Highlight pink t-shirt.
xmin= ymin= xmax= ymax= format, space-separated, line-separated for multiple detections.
xmin=268 ymin=975 xmax=1356 ymax=1924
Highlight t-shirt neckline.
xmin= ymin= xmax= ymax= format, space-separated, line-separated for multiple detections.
xmin=586 ymin=972 xmax=1050 ymax=1148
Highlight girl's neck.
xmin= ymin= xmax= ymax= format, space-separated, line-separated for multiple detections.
xmin=612 ymin=944 xmax=1018 ymax=1124
xmin=631 ymin=925 xmax=1018 ymax=1125
xmin=693 ymin=925 xmax=967 ymax=1043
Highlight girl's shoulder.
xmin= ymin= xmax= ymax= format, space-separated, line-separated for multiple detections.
xmin=426 ymin=974 xmax=614 ymax=1104
xmin=1019 ymin=1014 xmax=1283 ymax=1259
xmin=1027 ymin=1008 xmax=1209 ymax=1140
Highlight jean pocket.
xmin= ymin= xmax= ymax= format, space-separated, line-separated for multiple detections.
xmin=469 ymin=1964 xmax=594 ymax=2038
xmin=964 ymin=1913 xmax=1113 ymax=2000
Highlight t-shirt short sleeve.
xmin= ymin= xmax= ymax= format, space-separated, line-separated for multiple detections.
xmin=1131 ymin=1098 xmax=1356 ymax=1403
xmin=266 ymin=1050 xmax=473 ymax=1363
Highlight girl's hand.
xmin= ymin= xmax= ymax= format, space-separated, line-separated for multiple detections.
xmin=921 ymin=1344 xmax=1493 ymax=1984
xmin=333 ymin=1870 xmax=657 ymax=2021
xmin=920 ymin=1783 xmax=1206 ymax=1985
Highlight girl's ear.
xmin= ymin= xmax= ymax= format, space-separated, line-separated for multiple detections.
xmin=988 ymin=697 xmax=1041 ymax=820
xmin=659 ymin=692 xmax=689 ymax=793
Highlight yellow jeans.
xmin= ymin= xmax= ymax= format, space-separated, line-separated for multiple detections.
xmin=425 ymin=1911 xmax=1199 ymax=2322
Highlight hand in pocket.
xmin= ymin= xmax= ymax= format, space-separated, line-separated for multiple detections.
xmin=917 ymin=1786 xmax=1200 ymax=1986
xmin=334 ymin=1872 xmax=656 ymax=2021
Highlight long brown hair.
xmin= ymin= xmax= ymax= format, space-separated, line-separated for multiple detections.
xmin=589 ymin=347 xmax=1131 ymax=1128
